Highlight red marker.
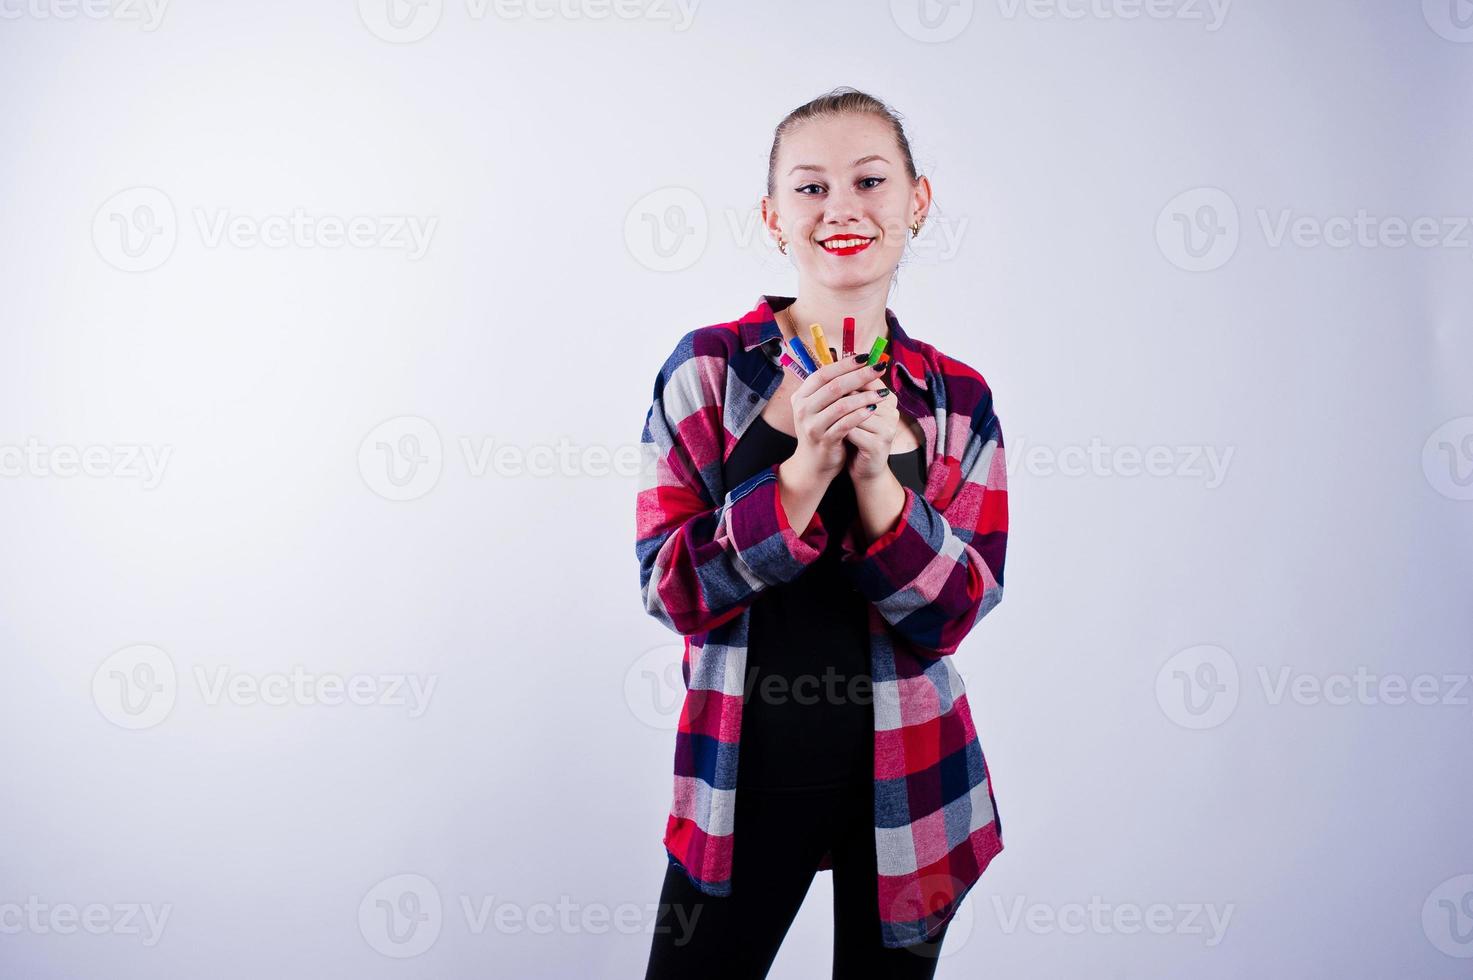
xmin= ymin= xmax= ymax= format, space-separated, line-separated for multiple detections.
xmin=842 ymin=316 xmax=855 ymax=357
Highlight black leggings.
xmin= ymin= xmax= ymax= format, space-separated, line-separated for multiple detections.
xmin=643 ymin=778 xmax=950 ymax=980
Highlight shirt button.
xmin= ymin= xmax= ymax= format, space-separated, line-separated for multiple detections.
xmin=748 ymin=393 xmax=758 ymax=403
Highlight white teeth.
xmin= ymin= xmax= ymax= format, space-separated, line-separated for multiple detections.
xmin=821 ymin=237 xmax=872 ymax=250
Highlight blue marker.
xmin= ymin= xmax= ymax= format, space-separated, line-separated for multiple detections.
xmin=787 ymin=336 xmax=818 ymax=374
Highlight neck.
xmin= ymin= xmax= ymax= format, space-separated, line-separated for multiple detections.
xmin=777 ymin=282 xmax=892 ymax=360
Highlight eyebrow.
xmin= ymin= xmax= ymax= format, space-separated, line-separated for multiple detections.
xmin=787 ymin=154 xmax=891 ymax=176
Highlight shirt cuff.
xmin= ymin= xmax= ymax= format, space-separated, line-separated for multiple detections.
xmin=838 ymin=485 xmax=933 ymax=589
xmin=725 ymin=462 xmax=827 ymax=582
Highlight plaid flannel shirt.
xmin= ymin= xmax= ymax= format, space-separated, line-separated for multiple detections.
xmin=634 ymin=294 xmax=1008 ymax=948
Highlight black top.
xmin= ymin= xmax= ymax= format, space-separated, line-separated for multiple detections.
xmin=721 ymin=413 xmax=927 ymax=790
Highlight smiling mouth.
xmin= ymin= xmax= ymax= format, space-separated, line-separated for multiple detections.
xmin=818 ymin=236 xmax=875 ymax=256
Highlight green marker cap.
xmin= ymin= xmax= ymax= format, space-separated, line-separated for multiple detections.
xmin=865 ymin=336 xmax=888 ymax=366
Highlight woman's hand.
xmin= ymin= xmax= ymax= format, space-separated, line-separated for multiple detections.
xmin=842 ymin=372 xmax=898 ymax=483
xmin=787 ymin=352 xmax=891 ymax=485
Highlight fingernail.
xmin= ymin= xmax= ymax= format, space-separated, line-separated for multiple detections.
xmin=853 ymin=353 xmax=868 ymax=363
xmin=877 ymin=389 xmax=890 ymax=398
xmin=871 ymin=361 xmax=885 ymax=370
xmin=867 ymin=404 xmax=877 ymax=411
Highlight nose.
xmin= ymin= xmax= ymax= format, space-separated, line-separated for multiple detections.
xmin=821 ymin=183 xmax=865 ymax=229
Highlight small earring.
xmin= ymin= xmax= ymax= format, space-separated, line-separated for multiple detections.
xmin=910 ymin=221 xmax=922 ymax=238
xmin=777 ymin=237 xmax=788 ymax=255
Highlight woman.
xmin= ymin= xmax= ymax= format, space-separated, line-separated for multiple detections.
xmin=636 ymin=87 xmax=1010 ymax=979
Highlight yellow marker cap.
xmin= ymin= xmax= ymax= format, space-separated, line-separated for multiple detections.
xmin=809 ymin=324 xmax=833 ymax=364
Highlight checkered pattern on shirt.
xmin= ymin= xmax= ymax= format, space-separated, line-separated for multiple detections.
xmin=635 ymin=294 xmax=1008 ymax=949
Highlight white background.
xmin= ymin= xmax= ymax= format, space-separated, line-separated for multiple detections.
xmin=1 ymin=1 xmax=1471 ymax=977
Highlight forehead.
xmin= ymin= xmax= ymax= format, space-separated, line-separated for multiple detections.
xmin=779 ymin=113 xmax=896 ymax=168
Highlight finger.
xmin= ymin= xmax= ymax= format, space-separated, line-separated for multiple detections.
xmin=813 ymin=355 xmax=890 ymax=410
xmin=844 ymin=422 xmax=885 ymax=454
xmin=809 ymin=386 xmax=890 ymax=437
xmin=797 ymin=353 xmax=886 ymax=415
xmin=827 ymin=402 xmax=882 ymax=443
xmin=795 ymin=349 xmax=871 ymax=398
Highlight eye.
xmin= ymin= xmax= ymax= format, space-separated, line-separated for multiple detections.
xmin=796 ymin=183 xmax=824 ymax=195
xmin=860 ymin=177 xmax=886 ymax=190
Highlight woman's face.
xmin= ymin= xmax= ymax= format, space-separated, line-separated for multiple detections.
xmin=763 ymin=112 xmax=929 ymax=292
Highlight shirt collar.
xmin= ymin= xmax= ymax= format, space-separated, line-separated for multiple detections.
xmin=738 ymin=294 xmax=930 ymax=393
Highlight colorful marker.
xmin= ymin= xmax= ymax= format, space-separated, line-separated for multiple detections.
xmin=779 ymin=351 xmax=810 ymax=380
xmin=810 ymin=324 xmax=833 ymax=365
xmin=865 ymin=336 xmax=888 ymax=366
xmin=787 ymin=336 xmax=818 ymax=374
xmin=842 ymin=317 xmax=855 ymax=357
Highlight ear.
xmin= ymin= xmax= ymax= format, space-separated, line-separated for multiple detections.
xmin=759 ymin=196 xmax=782 ymax=238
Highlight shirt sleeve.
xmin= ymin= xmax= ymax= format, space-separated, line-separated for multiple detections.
xmin=837 ymin=387 xmax=1008 ymax=659
xmin=635 ymin=337 xmax=829 ymax=637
